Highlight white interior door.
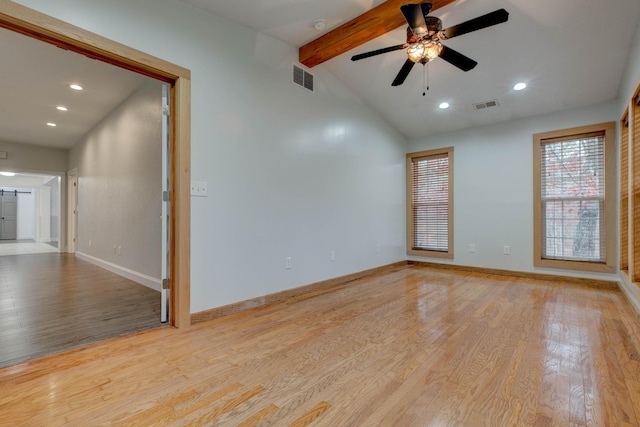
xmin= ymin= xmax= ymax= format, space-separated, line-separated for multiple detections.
xmin=161 ymin=83 xmax=170 ymax=323
xmin=67 ymin=170 xmax=78 ymax=253
xmin=0 ymin=191 xmax=18 ymax=240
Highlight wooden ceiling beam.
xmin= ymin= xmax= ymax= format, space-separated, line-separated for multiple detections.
xmin=299 ymin=0 xmax=457 ymax=68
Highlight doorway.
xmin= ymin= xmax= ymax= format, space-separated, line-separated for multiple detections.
xmin=0 ymin=42 xmax=172 ymax=367
xmin=0 ymin=3 xmax=190 ymax=328
xmin=0 ymin=4 xmax=191 ymax=368
xmin=0 ymin=172 xmax=62 ymax=253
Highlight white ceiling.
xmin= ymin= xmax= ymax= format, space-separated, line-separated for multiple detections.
xmin=181 ymin=0 xmax=640 ymax=139
xmin=0 ymin=27 xmax=149 ymax=150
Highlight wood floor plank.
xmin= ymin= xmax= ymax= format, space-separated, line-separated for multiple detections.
xmin=0 ymin=253 xmax=161 ymax=368
xmin=1 ymin=265 xmax=640 ymax=425
xmin=289 ymin=401 xmax=331 ymax=427
xmin=237 ymin=403 xmax=279 ymax=426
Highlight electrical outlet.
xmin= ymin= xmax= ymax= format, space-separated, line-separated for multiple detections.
xmin=285 ymin=257 xmax=292 ymax=269
xmin=504 ymin=245 xmax=511 ymax=255
xmin=190 ymin=181 xmax=208 ymax=197
xmin=469 ymin=244 xmax=476 ymax=253
xmin=330 ymin=250 xmax=335 ymax=261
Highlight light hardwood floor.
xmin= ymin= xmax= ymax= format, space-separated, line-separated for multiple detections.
xmin=0 ymin=253 xmax=161 ymax=368
xmin=1 ymin=265 xmax=639 ymax=425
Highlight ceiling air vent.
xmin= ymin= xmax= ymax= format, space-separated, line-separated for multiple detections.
xmin=293 ymin=64 xmax=314 ymax=92
xmin=473 ymin=99 xmax=499 ymax=111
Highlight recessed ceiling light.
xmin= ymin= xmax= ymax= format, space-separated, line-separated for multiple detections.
xmin=439 ymin=102 xmax=450 ymax=109
xmin=69 ymin=84 xmax=83 ymax=91
xmin=513 ymin=82 xmax=527 ymax=91
xmin=0 ymin=172 xmax=16 ymax=177
xmin=46 ymin=122 xmax=57 ymax=127
xmin=56 ymin=106 xmax=68 ymax=111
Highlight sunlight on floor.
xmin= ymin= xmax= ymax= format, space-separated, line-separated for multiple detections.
xmin=0 ymin=242 xmax=58 ymax=256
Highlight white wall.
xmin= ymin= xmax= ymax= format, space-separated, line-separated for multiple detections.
xmin=39 ymin=186 xmax=51 ymax=242
xmin=620 ymin=22 xmax=640 ymax=112
xmin=42 ymin=176 xmax=60 ymax=244
xmin=69 ymin=80 xmax=163 ymax=282
xmin=16 ymin=0 xmax=409 ymax=312
xmin=408 ymin=100 xmax=619 ymax=281
xmin=0 ymin=140 xmax=67 ymax=174
xmin=17 ymin=190 xmax=35 ymax=240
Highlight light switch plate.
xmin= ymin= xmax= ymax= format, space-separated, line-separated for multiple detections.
xmin=191 ymin=181 xmax=208 ymax=197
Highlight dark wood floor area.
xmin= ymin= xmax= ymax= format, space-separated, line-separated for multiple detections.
xmin=2 ymin=265 xmax=640 ymax=425
xmin=0 ymin=253 xmax=161 ymax=368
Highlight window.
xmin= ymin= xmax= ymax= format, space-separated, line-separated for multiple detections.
xmin=533 ymin=122 xmax=616 ymax=272
xmin=406 ymin=147 xmax=453 ymax=258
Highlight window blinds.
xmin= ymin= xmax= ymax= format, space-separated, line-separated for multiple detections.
xmin=540 ymin=133 xmax=605 ymax=262
xmin=411 ymin=154 xmax=449 ymax=252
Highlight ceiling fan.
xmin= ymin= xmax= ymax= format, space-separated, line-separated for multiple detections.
xmin=351 ymin=3 xmax=509 ymax=86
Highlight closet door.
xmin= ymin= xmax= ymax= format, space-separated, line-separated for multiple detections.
xmin=0 ymin=192 xmax=17 ymax=240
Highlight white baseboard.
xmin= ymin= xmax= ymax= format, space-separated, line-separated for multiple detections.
xmin=75 ymin=251 xmax=161 ymax=292
xmin=618 ymin=271 xmax=640 ymax=318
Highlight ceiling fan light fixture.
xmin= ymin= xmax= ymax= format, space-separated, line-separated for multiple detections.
xmin=439 ymin=102 xmax=450 ymax=109
xmin=513 ymin=82 xmax=527 ymax=91
xmin=69 ymin=84 xmax=83 ymax=91
xmin=407 ymin=41 xmax=442 ymax=64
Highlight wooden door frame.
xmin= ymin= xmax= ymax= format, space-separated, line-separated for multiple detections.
xmin=0 ymin=1 xmax=192 ymax=327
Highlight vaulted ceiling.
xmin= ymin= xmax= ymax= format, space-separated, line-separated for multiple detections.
xmin=182 ymin=0 xmax=640 ymax=139
xmin=1 ymin=0 xmax=639 ymax=149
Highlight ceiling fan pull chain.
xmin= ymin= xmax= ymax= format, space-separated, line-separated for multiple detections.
xmin=427 ymin=62 xmax=430 ymax=91
xmin=422 ymin=63 xmax=430 ymax=96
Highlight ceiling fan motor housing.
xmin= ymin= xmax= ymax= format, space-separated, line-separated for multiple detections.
xmin=425 ymin=17 xmax=442 ymax=32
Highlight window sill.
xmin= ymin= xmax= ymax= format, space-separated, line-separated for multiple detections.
xmin=534 ymin=258 xmax=616 ymax=274
xmin=408 ymin=249 xmax=454 ymax=259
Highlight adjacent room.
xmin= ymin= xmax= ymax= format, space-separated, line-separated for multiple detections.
xmin=0 ymin=26 xmax=167 ymax=367
xmin=2 ymin=0 xmax=640 ymax=424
